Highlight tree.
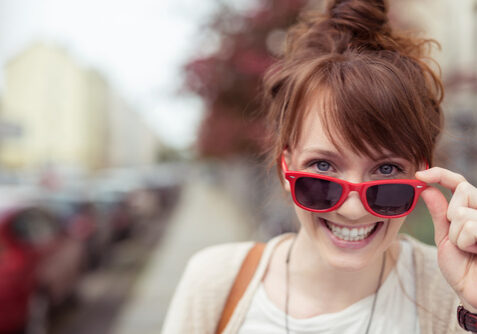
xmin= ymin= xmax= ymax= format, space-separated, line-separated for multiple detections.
xmin=184 ymin=0 xmax=309 ymax=158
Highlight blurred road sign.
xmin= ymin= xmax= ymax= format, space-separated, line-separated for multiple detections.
xmin=0 ymin=121 xmax=23 ymax=138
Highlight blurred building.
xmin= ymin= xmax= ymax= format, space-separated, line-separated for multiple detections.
xmin=0 ymin=43 xmax=108 ymax=170
xmin=107 ymin=93 xmax=159 ymax=167
xmin=0 ymin=43 xmax=160 ymax=173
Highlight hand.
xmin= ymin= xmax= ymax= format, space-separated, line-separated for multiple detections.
xmin=416 ymin=167 xmax=477 ymax=311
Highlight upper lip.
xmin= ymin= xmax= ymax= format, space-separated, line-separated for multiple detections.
xmin=321 ymin=218 xmax=381 ymax=229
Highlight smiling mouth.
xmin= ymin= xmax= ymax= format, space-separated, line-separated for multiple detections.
xmin=322 ymin=218 xmax=381 ymax=241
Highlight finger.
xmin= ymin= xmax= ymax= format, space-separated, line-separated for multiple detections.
xmin=448 ymin=182 xmax=471 ymax=221
xmin=448 ymin=217 xmax=464 ymax=245
xmin=416 ymin=167 xmax=466 ymax=193
xmin=454 ymin=181 xmax=477 ymax=209
xmin=447 ymin=183 xmax=477 ymax=238
xmin=456 ymin=221 xmax=477 ymax=253
xmin=448 ymin=207 xmax=477 ymax=245
xmin=420 ymin=186 xmax=449 ymax=246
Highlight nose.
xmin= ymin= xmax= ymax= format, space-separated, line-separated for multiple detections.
xmin=335 ymin=191 xmax=370 ymax=221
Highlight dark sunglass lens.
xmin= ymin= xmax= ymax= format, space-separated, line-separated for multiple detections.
xmin=366 ymin=184 xmax=415 ymax=216
xmin=295 ymin=177 xmax=342 ymax=210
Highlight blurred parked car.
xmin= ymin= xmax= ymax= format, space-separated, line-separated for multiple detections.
xmin=42 ymin=192 xmax=110 ymax=269
xmin=94 ymin=190 xmax=135 ymax=241
xmin=0 ymin=203 xmax=85 ymax=334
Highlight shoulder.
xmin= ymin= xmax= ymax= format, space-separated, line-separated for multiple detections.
xmin=177 ymin=241 xmax=264 ymax=306
xmin=184 ymin=234 xmax=289 ymax=287
xmin=184 ymin=241 xmax=256 ymax=288
xmin=162 ymin=234 xmax=290 ymax=333
xmin=162 ymin=241 xmax=256 ymax=333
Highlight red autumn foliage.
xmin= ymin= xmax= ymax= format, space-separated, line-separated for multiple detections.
xmin=183 ymin=0 xmax=309 ymax=158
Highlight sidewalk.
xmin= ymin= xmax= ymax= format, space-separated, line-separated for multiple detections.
xmin=111 ymin=178 xmax=255 ymax=334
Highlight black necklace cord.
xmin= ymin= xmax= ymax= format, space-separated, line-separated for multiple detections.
xmin=284 ymin=236 xmax=386 ymax=334
xmin=364 ymin=252 xmax=386 ymax=334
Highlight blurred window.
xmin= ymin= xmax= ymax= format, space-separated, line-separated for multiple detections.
xmin=10 ymin=210 xmax=59 ymax=245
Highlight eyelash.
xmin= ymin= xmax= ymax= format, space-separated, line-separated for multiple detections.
xmin=306 ymin=159 xmax=335 ymax=173
xmin=373 ymin=162 xmax=406 ymax=177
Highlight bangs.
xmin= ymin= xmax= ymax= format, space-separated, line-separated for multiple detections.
xmin=292 ymin=54 xmax=437 ymax=167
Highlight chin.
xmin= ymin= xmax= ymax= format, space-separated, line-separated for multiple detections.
xmin=320 ymin=249 xmax=380 ymax=272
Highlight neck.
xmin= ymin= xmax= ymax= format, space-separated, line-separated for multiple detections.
xmin=287 ymin=230 xmax=398 ymax=316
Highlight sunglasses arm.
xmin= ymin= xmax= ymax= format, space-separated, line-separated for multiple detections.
xmin=281 ymin=155 xmax=289 ymax=173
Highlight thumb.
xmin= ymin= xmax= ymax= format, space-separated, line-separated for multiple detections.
xmin=420 ymin=186 xmax=450 ymax=246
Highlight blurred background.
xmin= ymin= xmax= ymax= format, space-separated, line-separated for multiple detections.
xmin=0 ymin=0 xmax=475 ymax=333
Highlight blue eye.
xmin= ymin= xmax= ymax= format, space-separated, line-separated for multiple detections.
xmin=379 ymin=164 xmax=395 ymax=175
xmin=316 ymin=161 xmax=331 ymax=172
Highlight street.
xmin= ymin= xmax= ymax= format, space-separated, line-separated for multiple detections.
xmin=50 ymin=174 xmax=256 ymax=333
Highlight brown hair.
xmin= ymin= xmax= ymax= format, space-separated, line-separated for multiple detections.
xmin=262 ymin=0 xmax=444 ymax=175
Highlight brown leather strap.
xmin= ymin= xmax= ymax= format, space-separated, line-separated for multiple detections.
xmin=215 ymin=242 xmax=266 ymax=334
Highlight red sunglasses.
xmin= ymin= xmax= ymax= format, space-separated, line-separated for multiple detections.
xmin=282 ymin=156 xmax=428 ymax=218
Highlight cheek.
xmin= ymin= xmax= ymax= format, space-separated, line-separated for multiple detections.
xmin=294 ymin=206 xmax=315 ymax=230
xmin=383 ymin=217 xmax=406 ymax=239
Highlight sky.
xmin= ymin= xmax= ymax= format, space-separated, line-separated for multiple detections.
xmin=0 ymin=0 xmax=228 ymax=150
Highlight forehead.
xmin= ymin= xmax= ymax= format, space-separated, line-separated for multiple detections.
xmin=293 ymin=108 xmax=350 ymax=157
xmin=295 ymin=108 xmax=333 ymax=150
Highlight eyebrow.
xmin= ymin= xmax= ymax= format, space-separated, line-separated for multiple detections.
xmin=299 ymin=148 xmax=343 ymax=161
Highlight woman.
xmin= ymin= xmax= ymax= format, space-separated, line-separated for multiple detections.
xmin=162 ymin=0 xmax=477 ymax=333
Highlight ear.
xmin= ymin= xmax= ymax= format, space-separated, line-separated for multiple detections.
xmin=282 ymin=148 xmax=292 ymax=192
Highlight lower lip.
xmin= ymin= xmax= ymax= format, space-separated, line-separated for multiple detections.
xmin=319 ymin=218 xmax=383 ymax=250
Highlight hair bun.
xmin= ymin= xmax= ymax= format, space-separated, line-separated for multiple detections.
xmin=327 ymin=0 xmax=390 ymax=50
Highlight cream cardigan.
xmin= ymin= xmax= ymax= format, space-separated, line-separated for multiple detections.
xmin=162 ymin=234 xmax=467 ymax=334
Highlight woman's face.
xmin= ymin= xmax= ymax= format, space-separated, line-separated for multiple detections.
xmin=284 ymin=108 xmax=420 ymax=271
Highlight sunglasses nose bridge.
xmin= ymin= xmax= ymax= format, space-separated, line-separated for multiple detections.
xmin=339 ymin=182 xmax=366 ymax=206
xmin=346 ymin=182 xmax=365 ymax=194
xmin=334 ymin=182 xmax=371 ymax=221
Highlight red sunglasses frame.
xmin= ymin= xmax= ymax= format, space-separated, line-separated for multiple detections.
xmin=282 ymin=156 xmax=428 ymax=218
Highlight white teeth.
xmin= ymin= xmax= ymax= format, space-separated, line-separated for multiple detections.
xmin=325 ymin=220 xmax=378 ymax=241
xmin=342 ymin=227 xmax=350 ymax=237
xmin=350 ymin=229 xmax=358 ymax=238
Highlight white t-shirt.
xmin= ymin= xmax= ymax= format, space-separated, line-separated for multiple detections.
xmin=238 ymin=239 xmax=420 ymax=334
